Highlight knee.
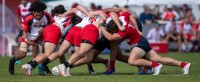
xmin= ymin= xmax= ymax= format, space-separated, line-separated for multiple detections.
xmin=18 ymin=51 xmax=27 ymax=59
xmin=128 ymin=58 xmax=136 ymax=66
xmin=76 ymin=50 xmax=87 ymax=58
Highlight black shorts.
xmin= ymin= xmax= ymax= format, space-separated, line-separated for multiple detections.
xmin=135 ymin=36 xmax=152 ymax=53
xmin=17 ymin=29 xmax=23 ymax=37
xmin=94 ymin=37 xmax=110 ymax=51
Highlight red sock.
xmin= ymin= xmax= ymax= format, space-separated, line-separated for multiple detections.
xmin=109 ymin=60 xmax=115 ymax=69
xmin=180 ymin=62 xmax=187 ymax=68
xmin=33 ymin=54 xmax=37 ymax=58
xmin=103 ymin=59 xmax=108 ymax=64
xmin=151 ymin=62 xmax=159 ymax=67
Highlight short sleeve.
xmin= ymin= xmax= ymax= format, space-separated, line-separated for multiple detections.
xmin=75 ymin=11 xmax=84 ymax=19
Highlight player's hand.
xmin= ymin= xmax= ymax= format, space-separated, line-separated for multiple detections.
xmin=39 ymin=28 xmax=44 ymax=33
xmin=25 ymin=40 xmax=35 ymax=45
xmin=119 ymin=26 xmax=126 ymax=31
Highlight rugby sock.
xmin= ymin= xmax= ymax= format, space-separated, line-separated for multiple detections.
xmin=103 ymin=59 xmax=109 ymax=65
xmin=87 ymin=64 xmax=94 ymax=70
xmin=63 ymin=61 xmax=70 ymax=68
xmin=109 ymin=60 xmax=115 ymax=69
xmin=151 ymin=62 xmax=159 ymax=67
xmin=69 ymin=64 xmax=74 ymax=68
xmin=42 ymin=58 xmax=51 ymax=66
xmin=28 ymin=60 xmax=38 ymax=68
xmin=33 ymin=54 xmax=37 ymax=58
xmin=181 ymin=62 xmax=187 ymax=68
xmin=10 ymin=57 xmax=17 ymax=63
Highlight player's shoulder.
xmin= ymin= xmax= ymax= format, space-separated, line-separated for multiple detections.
xmin=24 ymin=13 xmax=34 ymax=21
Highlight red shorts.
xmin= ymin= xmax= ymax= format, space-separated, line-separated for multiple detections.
xmin=81 ymin=24 xmax=99 ymax=45
xmin=73 ymin=27 xmax=81 ymax=47
xmin=181 ymin=33 xmax=192 ymax=41
xmin=65 ymin=26 xmax=79 ymax=44
xmin=43 ymin=25 xmax=61 ymax=45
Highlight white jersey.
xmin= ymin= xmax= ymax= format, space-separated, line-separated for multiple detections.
xmin=17 ymin=2 xmax=31 ymax=22
xmin=182 ymin=23 xmax=193 ymax=34
xmin=22 ymin=12 xmax=52 ymax=40
xmin=54 ymin=16 xmax=73 ymax=37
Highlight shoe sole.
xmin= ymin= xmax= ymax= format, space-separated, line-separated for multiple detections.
xmin=153 ymin=64 xmax=163 ymax=75
xmin=183 ymin=63 xmax=192 ymax=75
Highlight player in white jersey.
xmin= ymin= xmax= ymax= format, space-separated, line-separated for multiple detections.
xmin=21 ymin=5 xmax=84 ymax=76
xmin=16 ymin=0 xmax=31 ymax=43
xmin=9 ymin=1 xmax=53 ymax=75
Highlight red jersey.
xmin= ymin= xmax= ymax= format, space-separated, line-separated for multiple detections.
xmin=17 ymin=2 xmax=31 ymax=22
xmin=117 ymin=12 xmax=141 ymax=45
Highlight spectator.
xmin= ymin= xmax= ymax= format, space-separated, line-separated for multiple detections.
xmin=113 ymin=4 xmax=119 ymax=8
xmin=97 ymin=5 xmax=102 ymax=10
xmin=179 ymin=4 xmax=190 ymax=19
xmin=164 ymin=18 xmax=181 ymax=52
xmin=147 ymin=23 xmax=164 ymax=42
xmin=151 ymin=5 xmax=161 ymax=19
xmin=184 ymin=9 xmax=195 ymax=21
xmin=161 ymin=5 xmax=180 ymax=20
xmin=139 ymin=5 xmax=154 ymax=24
xmin=180 ymin=17 xmax=197 ymax=52
xmin=192 ymin=19 xmax=200 ymax=50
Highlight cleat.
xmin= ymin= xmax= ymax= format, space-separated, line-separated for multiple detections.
xmin=58 ymin=64 xmax=71 ymax=77
xmin=22 ymin=64 xmax=32 ymax=76
xmin=88 ymin=68 xmax=96 ymax=75
xmin=43 ymin=65 xmax=52 ymax=75
xmin=103 ymin=68 xmax=115 ymax=75
xmin=8 ymin=59 xmax=16 ymax=75
xmin=138 ymin=67 xmax=153 ymax=75
xmin=182 ymin=63 xmax=191 ymax=75
xmin=38 ymin=64 xmax=45 ymax=76
xmin=153 ymin=64 xmax=162 ymax=75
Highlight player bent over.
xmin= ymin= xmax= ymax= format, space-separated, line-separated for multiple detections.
xmin=100 ymin=12 xmax=191 ymax=75
xmin=8 ymin=1 xmax=53 ymax=75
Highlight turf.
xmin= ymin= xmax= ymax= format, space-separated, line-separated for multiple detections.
xmin=0 ymin=52 xmax=200 ymax=82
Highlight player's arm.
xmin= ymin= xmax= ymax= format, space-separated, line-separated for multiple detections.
xmin=109 ymin=12 xmax=125 ymax=31
xmin=76 ymin=5 xmax=92 ymax=17
xmin=102 ymin=8 xmax=128 ymax=13
xmin=99 ymin=26 xmax=123 ymax=41
xmin=59 ymin=8 xmax=79 ymax=17
xmin=92 ymin=10 xmax=106 ymax=21
xmin=21 ymin=17 xmax=34 ymax=44
xmin=129 ymin=15 xmax=142 ymax=35
xmin=16 ymin=7 xmax=21 ymax=28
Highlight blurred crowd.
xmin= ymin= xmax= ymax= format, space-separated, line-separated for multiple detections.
xmin=138 ymin=4 xmax=200 ymax=52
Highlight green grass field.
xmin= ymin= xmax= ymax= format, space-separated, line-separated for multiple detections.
xmin=0 ymin=52 xmax=200 ymax=82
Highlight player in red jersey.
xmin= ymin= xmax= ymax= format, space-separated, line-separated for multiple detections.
xmin=8 ymin=1 xmax=53 ymax=75
xmin=99 ymin=11 xmax=192 ymax=75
